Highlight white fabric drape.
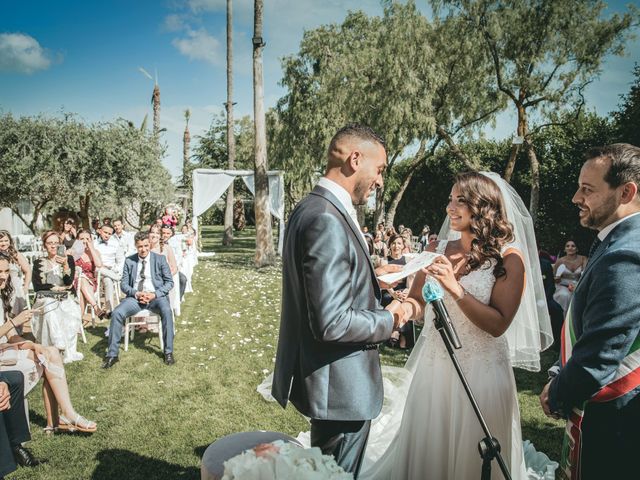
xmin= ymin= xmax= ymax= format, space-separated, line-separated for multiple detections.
xmin=191 ymin=169 xmax=285 ymax=254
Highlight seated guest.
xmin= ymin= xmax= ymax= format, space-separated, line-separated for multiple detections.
xmin=102 ymin=231 xmax=175 ymax=368
xmin=0 ymin=370 xmax=41 ymax=476
xmin=428 ymin=233 xmax=438 ymax=244
xmin=59 ymin=218 xmax=77 ymax=250
xmin=0 ymin=230 xmax=31 ymax=312
xmin=160 ymin=225 xmax=187 ymax=300
xmin=0 ymin=255 xmax=96 ymax=434
xmin=552 ymin=239 xmax=587 ymax=315
xmin=94 ymin=223 xmax=124 ymax=313
xmin=74 ymin=229 xmax=106 ymax=320
xmin=112 ymin=218 xmax=135 ymax=261
xmin=372 ymin=230 xmax=388 ymax=258
xmin=31 ymin=231 xmax=83 ymax=363
xmin=382 ymin=234 xmax=414 ymax=348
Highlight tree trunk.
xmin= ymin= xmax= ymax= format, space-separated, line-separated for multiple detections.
xmin=504 ymin=103 xmax=527 ymax=183
xmin=79 ymin=193 xmax=91 ymax=230
xmin=384 ymin=141 xmax=427 ymax=228
xmin=436 ymin=125 xmax=478 ymax=170
xmin=385 ymin=165 xmax=419 ymax=228
xmin=152 ymin=84 xmax=161 ymax=138
xmin=11 ymin=201 xmax=47 ymax=236
xmin=525 ymin=137 xmax=541 ymax=225
xmin=253 ymin=0 xmax=275 ymax=267
xmin=374 ymin=185 xmax=385 ymax=228
xmin=223 ymin=0 xmax=235 ymax=246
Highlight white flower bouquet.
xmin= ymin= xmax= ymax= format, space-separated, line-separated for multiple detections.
xmin=221 ymin=440 xmax=353 ymax=480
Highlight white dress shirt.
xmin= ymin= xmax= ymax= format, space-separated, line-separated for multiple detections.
xmin=317 ymin=177 xmax=362 ymax=228
xmin=94 ymin=236 xmax=124 ymax=272
xmin=134 ymin=254 xmax=154 ymax=293
xmin=597 ymin=211 xmax=640 ymax=242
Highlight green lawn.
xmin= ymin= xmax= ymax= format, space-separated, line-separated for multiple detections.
xmin=11 ymin=226 xmax=563 ymax=479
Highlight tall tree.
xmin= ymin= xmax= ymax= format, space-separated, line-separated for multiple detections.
xmin=272 ymin=2 xmax=500 ymax=226
xmin=152 ymin=79 xmax=161 ymax=138
xmin=253 ymin=0 xmax=275 ymax=267
xmin=435 ymin=0 xmax=637 ymax=223
xmin=614 ymin=64 xmax=640 ymax=146
xmin=183 ymin=108 xmax=191 ymax=183
xmin=223 ymin=0 xmax=236 ymax=246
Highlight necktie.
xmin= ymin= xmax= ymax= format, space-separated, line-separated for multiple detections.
xmin=137 ymin=258 xmax=146 ymax=292
xmin=588 ymin=237 xmax=602 ymax=258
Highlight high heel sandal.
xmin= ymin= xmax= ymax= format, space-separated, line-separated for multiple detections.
xmin=58 ymin=413 xmax=97 ymax=433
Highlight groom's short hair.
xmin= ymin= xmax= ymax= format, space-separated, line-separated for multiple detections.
xmin=586 ymin=143 xmax=640 ymax=194
xmin=328 ymin=124 xmax=386 ymax=155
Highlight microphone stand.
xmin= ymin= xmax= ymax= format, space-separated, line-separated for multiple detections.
xmin=431 ymin=307 xmax=512 ymax=480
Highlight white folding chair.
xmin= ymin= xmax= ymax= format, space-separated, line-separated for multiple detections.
xmin=169 ymin=272 xmax=181 ymax=317
xmin=123 ymin=309 xmax=163 ymax=352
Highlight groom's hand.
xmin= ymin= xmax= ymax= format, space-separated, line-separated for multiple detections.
xmin=386 ymin=300 xmax=407 ymax=330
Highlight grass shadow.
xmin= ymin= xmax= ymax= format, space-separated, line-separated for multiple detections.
xmin=92 ymin=449 xmax=199 ymax=480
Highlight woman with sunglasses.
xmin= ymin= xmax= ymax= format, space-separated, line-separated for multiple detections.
xmin=60 ymin=218 xmax=77 ymax=250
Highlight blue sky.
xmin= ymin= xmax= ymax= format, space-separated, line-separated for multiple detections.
xmin=1 ymin=0 xmax=639 ymax=179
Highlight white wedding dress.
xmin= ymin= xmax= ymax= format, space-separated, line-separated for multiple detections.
xmin=360 ymin=240 xmax=527 ymax=479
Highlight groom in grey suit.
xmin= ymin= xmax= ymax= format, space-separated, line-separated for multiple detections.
xmin=540 ymin=143 xmax=640 ymax=479
xmin=272 ymin=124 xmax=406 ymax=477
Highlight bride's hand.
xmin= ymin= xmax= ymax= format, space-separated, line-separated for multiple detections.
xmin=425 ymin=256 xmax=464 ymax=299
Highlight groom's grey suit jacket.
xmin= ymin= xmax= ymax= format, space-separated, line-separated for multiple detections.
xmin=549 ymin=213 xmax=640 ymax=414
xmin=272 ymin=185 xmax=394 ymax=421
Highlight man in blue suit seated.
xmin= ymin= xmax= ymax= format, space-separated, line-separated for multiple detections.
xmin=102 ymin=231 xmax=175 ymax=368
xmin=539 ymin=143 xmax=640 ymax=479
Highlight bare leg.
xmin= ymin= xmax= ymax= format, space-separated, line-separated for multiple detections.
xmin=42 ymin=380 xmax=58 ymax=428
xmin=79 ymin=277 xmax=97 ymax=309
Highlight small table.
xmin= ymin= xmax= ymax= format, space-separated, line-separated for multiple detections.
xmin=200 ymin=431 xmax=302 ymax=480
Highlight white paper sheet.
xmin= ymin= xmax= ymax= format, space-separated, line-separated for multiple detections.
xmin=377 ymin=251 xmax=442 ymax=284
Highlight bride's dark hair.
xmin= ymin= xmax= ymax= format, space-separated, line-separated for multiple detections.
xmin=0 ymin=253 xmax=14 ymax=318
xmin=454 ymin=172 xmax=514 ymax=278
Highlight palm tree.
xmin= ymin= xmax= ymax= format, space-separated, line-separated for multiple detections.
xmin=223 ymin=0 xmax=235 ymax=246
xmin=252 ymin=0 xmax=275 ymax=267
xmin=183 ymin=108 xmax=191 ymax=186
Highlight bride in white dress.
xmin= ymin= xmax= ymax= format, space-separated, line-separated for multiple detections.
xmin=360 ymin=172 xmax=554 ymax=479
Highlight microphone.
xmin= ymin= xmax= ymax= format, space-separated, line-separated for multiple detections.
xmin=422 ymin=276 xmax=462 ymax=349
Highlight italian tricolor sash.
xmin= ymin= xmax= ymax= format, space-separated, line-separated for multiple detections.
xmin=558 ymin=301 xmax=640 ymax=479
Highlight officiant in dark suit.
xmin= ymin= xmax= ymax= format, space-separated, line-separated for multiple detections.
xmin=540 ymin=143 xmax=640 ymax=479
xmin=272 ymin=124 xmax=407 ymax=477
xmin=102 ymin=231 xmax=175 ymax=369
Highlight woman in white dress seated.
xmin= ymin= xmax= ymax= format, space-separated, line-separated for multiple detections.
xmin=30 ymin=231 xmax=84 ymax=363
xmin=360 ymin=172 xmax=553 ymax=479
xmin=0 ymin=252 xmax=96 ymax=433
xmin=552 ymin=239 xmax=587 ymax=314
xmin=0 ymin=230 xmax=31 ymax=312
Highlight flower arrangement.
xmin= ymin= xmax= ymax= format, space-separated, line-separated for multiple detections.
xmin=221 ymin=440 xmax=353 ymax=480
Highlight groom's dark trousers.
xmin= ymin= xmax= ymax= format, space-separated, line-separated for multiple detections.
xmin=311 ymin=420 xmax=371 ymax=476
xmin=0 ymin=371 xmax=31 ymax=478
xmin=271 ymin=184 xmax=394 ymax=477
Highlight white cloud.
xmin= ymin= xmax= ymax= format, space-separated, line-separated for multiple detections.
xmin=163 ymin=14 xmax=188 ymax=32
xmin=0 ymin=32 xmax=55 ymax=74
xmin=187 ymin=0 xmax=225 ymax=13
xmin=172 ymin=28 xmax=223 ymax=65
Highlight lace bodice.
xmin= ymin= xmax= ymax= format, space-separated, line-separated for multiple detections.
xmin=420 ymin=241 xmax=510 ymax=370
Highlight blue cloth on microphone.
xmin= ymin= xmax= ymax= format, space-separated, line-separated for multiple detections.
xmin=422 ymin=276 xmax=444 ymax=303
